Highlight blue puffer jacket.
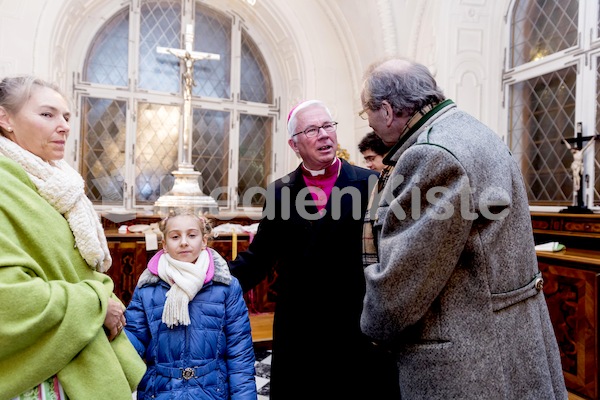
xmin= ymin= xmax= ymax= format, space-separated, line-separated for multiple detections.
xmin=124 ymin=248 xmax=256 ymax=399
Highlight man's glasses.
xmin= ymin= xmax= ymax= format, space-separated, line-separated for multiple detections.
xmin=292 ymin=121 xmax=338 ymax=138
xmin=358 ymin=108 xmax=369 ymax=120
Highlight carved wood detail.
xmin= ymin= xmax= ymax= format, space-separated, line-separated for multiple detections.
xmin=533 ymin=212 xmax=600 ymax=400
xmin=539 ymin=261 xmax=598 ymax=399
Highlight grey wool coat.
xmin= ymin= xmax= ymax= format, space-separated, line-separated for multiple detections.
xmin=361 ymin=100 xmax=568 ymax=400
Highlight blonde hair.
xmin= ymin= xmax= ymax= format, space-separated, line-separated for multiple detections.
xmin=159 ymin=208 xmax=213 ymax=240
xmin=0 ymin=75 xmax=65 ymax=137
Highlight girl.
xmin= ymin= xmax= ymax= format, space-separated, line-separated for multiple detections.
xmin=124 ymin=209 xmax=256 ymax=399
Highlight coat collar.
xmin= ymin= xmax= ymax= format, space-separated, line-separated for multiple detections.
xmin=287 ymin=158 xmax=359 ymax=187
xmin=283 ymin=159 xmax=366 ymax=222
xmin=383 ymin=99 xmax=456 ymax=166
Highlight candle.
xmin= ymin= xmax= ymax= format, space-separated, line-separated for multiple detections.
xmin=231 ymin=229 xmax=237 ymax=259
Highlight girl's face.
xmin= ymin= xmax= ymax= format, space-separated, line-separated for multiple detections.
xmin=0 ymin=86 xmax=71 ymax=162
xmin=163 ymin=215 xmax=207 ymax=263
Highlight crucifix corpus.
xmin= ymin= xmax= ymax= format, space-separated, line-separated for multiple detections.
xmin=154 ymin=24 xmax=221 ymax=215
xmin=560 ymin=122 xmax=598 ymax=214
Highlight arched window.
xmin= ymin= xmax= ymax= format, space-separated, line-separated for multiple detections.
xmin=77 ymin=0 xmax=275 ymax=212
xmin=504 ymin=0 xmax=600 ymax=208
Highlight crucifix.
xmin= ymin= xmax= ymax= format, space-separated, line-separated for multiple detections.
xmin=157 ymin=24 xmax=220 ymax=168
xmin=154 ymin=24 xmax=221 ymax=215
xmin=560 ymin=122 xmax=598 ymax=214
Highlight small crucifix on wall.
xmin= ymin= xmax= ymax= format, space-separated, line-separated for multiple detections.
xmin=560 ymin=122 xmax=598 ymax=214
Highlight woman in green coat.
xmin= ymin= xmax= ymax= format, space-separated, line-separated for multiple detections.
xmin=0 ymin=75 xmax=145 ymax=399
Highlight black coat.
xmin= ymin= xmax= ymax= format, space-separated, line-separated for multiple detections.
xmin=230 ymin=160 xmax=399 ymax=399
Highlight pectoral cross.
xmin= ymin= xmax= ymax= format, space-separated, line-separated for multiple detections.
xmin=157 ymin=24 xmax=220 ymax=167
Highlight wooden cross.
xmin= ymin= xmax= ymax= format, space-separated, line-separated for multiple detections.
xmin=561 ymin=122 xmax=598 ymax=211
xmin=563 ymin=122 xmax=597 ymax=151
xmin=157 ymin=24 xmax=220 ymax=167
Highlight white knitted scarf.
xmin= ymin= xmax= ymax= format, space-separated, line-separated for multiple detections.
xmin=0 ymin=136 xmax=112 ymax=272
xmin=158 ymin=249 xmax=210 ymax=328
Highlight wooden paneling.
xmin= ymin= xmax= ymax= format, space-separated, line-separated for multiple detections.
xmin=532 ymin=212 xmax=600 ymax=240
xmin=539 ymin=261 xmax=598 ymax=399
xmin=210 ymin=233 xmax=276 ymax=314
xmin=249 ymin=312 xmax=274 ymax=343
xmin=106 ymin=238 xmax=159 ymax=305
xmin=533 ymin=212 xmax=600 ymax=400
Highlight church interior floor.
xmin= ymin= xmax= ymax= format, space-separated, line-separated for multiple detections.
xmin=569 ymin=392 xmax=588 ymax=400
xmin=250 ymin=312 xmax=273 ymax=399
xmin=249 ymin=312 xmax=589 ymax=400
xmin=253 ymin=342 xmax=272 ymax=399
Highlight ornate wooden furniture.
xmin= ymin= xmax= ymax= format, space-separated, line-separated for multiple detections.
xmin=210 ymin=231 xmax=275 ymax=313
xmin=532 ymin=212 xmax=600 ymax=400
xmin=105 ymin=230 xmax=158 ymax=305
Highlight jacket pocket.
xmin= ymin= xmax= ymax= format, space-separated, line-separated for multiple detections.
xmin=490 ymin=271 xmax=544 ymax=312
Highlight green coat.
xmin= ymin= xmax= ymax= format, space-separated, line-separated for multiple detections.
xmin=0 ymin=156 xmax=146 ymax=400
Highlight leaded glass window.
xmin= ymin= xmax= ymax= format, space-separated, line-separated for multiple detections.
xmin=81 ymin=97 xmax=127 ymax=205
xmin=508 ymin=67 xmax=576 ymax=204
xmin=78 ymin=0 xmax=275 ymax=212
xmin=238 ymin=114 xmax=272 ymax=207
xmin=193 ymin=6 xmax=231 ymax=98
xmin=85 ymin=11 xmax=129 ymax=87
xmin=138 ymin=1 xmax=181 ymax=92
xmin=241 ymin=30 xmax=270 ymax=103
xmin=509 ymin=0 xmax=579 ymax=68
xmin=191 ymin=109 xmax=230 ymax=204
xmin=505 ymin=0 xmax=600 ymax=207
xmin=135 ymin=102 xmax=180 ymax=202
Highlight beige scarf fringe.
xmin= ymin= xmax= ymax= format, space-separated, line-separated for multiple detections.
xmin=158 ymin=250 xmax=209 ymax=328
xmin=0 ymin=136 xmax=112 ymax=272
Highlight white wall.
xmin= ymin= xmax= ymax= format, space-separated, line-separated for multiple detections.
xmin=0 ymin=0 xmax=509 ymax=171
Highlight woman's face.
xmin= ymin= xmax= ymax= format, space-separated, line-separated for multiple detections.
xmin=2 ymin=86 xmax=71 ymax=162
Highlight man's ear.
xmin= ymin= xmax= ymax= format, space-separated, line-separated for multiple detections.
xmin=381 ymin=101 xmax=394 ymax=126
xmin=288 ymin=137 xmax=299 ymax=153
